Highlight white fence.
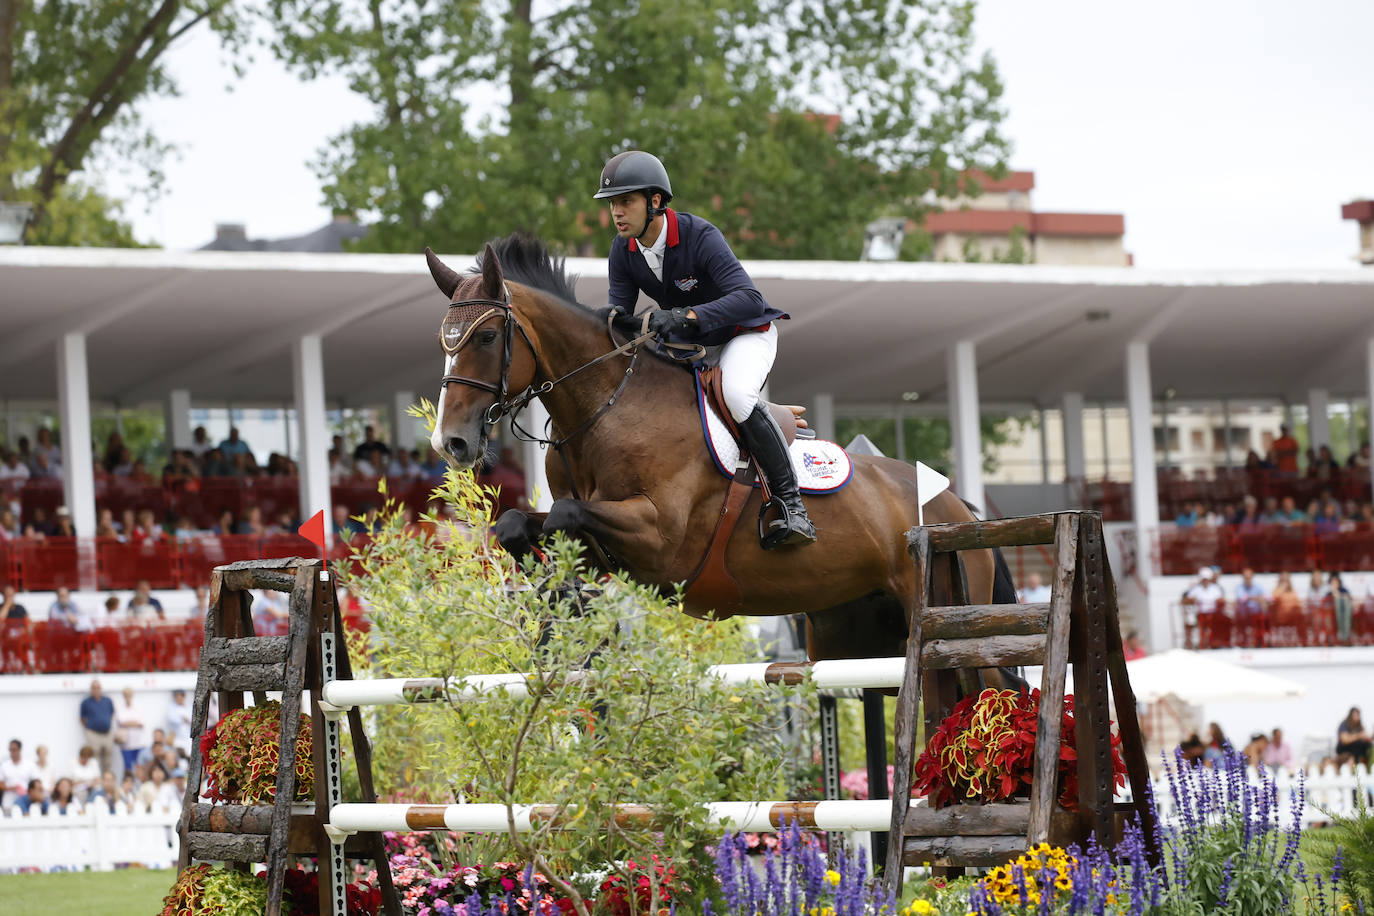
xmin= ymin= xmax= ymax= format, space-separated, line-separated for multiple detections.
xmin=0 ymin=803 xmax=180 ymax=872
xmin=1123 ymin=762 xmax=1374 ymax=829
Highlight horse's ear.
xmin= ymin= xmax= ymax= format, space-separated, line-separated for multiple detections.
xmin=480 ymin=242 xmax=505 ymax=300
xmin=425 ymin=246 xmax=460 ymax=299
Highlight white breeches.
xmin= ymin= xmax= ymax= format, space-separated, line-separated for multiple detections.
xmin=719 ymin=325 xmax=778 ymax=422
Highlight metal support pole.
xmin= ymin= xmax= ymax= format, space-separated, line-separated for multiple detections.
xmin=818 ymin=694 xmax=843 ymax=856
xmin=1222 ymin=399 xmax=1233 ymax=470
xmin=862 ymin=688 xmax=890 ymax=872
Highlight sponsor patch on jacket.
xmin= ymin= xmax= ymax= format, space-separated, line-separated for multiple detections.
xmin=674 ymin=276 xmax=699 ymax=291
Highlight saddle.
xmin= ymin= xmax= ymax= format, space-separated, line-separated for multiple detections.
xmin=681 ymin=367 xmax=812 ymax=616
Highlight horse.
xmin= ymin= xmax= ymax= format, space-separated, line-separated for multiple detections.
xmin=424 ymin=234 xmax=1019 ymax=666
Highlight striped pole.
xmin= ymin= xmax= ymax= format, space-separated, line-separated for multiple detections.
xmin=320 ymin=657 xmax=904 ymax=710
xmin=328 ymin=799 xmax=894 ymax=836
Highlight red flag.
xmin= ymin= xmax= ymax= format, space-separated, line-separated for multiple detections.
xmin=298 ymin=510 xmax=326 ymax=552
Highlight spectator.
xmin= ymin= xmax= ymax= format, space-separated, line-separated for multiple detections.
xmin=1349 ymin=441 xmax=1372 ymax=469
xmin=1234 ymin=569 xmax=1267 ymax=642
xmin=1336 ymin=707 xmax=1373 ymax=765
xmin=1233 ymin=495 xmax=1263 ymax=529
xmin=352 ymin=425 xmax=390 ymax=465
xmin=166 ymin=690 xmax=193 ymax=754
xmin=388 ymin=447 xmax=423 ymax=480
xmin=101 ymin=595 xmax=121 ymax=624
xmin=1018 ymin=572 xmax=1051 ymax=603
xmin=1313 ymin=499 xmax=1342 ymax=535
xmin=328 ymin=448 xmax=351 ymax=484
xmin=0 ymin=508 xmax=17 ymax=538
xmin=136 ymin=762 xmax=178 ymax=813
xmin=95 ymin=507 xmax=119 ymax=539
xmin=332 ymin=503 xmax=364 ymax=538
xmin=202 ymin=447 xmax=231 ymax=477
xmin=212 ymin=508 xmax=237 ymax=535
xmin=420 ymin=447 xmax=447 ymax=479
xmin=2 ymin=738 xmax=34 ymax=809
xmin=127 ymin=579 xmax=165 ymax=619
xmin=1177 ymin=733 xmax=1206 ymax=767
xmin=1259 ymin=495 xmax=1282 ymax=524
xmin=1269 ymin=571 xmax=1303 ymax=637
xmin=218 ymin=426 xmax=252 ymax=459
xmin=31 ymin=427 xmax=61 ymax=472
xmin=30 ymin=450 xmax=61 ymax=479
xmin=132 ymin=508 xmax=164 ymax=542
xmin=14 ymin=778 xmax=49 ymax=816
xmin=1174 ymin=502 xmax=1199 ymax=527
xmin=89 ymin=771 xmax=120 ymax=813
xmin=253 ymin=588 xmax=290 ymax=635
xmin=110 ymin=445 xmax=134 ymax=476
xmin=234 ymin=505 xmax=268 ymax=536
xmin=70 ymin=746 xmax=101 ymax=800
xmin=1263 ymin=727 xmax=1294 ymax=769
xmin=49 ymin=777 xmax=78 ymax=814
xmin=1272 ymin=425 xmax=1299 ymax=475
xmin=52 ymin=506 xmax=76 ymax=537
xmin=1312 ymin=445 xmax=1341 ymax=481
xmin=1122 ymin=630 xmax=1146 ymax=661
xmin=189 ymin=426 xmax=213 ymax=458
xmin=1204 ymin=721 xmax=1230 ymax=765
xmin=353 ymin=444 xmax=382 ymax=477
xmin=80 ymin=680 xmax=117 ymax=774
xmin=190 ymin=585 xmax=209 ymax=620
xmin=1242 ymin=733 xmax=1269 ymax=768
xmin=135 ymin=731 xmax=168 ymax=781
xmin=2 ymin=583 xmax=29 ymax=622
xmin=119 ymin=771 xmax=138 ymax=808
xmin=0 ymin=449 xmax=31 ymax=483
xmin=1181 ymin=567 xmax=1223 ymax=649
xmin=100 ymin=431 xmax=125 ymax=474
xmin=1331 ymin=572 xmax=1354 ymax=644
xmin=1277 ymin=496 xmax=1305 ymax=525
xmin=48 ymin=586 xmax=88 ymax=630
xmin=1306 ymin=569 xmax=1330 ymax=603
xmin=115 ymin=686 xmax=149 ymax=774
xmin=32 ymin=744 xmax=55 ymax=793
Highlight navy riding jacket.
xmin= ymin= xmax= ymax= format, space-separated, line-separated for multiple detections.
xmin=607 ymin=209 xmax=788 ymax=348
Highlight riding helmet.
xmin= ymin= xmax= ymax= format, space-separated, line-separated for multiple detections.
xmin=593 ymin=151 xmax=673 ymax=203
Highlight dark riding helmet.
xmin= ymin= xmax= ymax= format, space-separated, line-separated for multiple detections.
xmin=593 ymin=151 xmax=673 ymax=204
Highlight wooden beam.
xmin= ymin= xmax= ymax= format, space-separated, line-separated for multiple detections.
xmin=922 ymin=603 xmax=1050 ymax=640
xmin=921 ymin=634 xmax=1048 ymax=670
xmin=924 ymin=515 xmax=1058 ymax=552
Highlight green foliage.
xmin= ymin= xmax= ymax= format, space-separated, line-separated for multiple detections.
xmin=339 ymin=466 xmax=803 ymax=910
xmin=835 ymin=413 xmax=1025 ymax=478
xmin=0 ymin=2 xmax=250 ymax=244
xmin=264 ymin=0 xmax=1008 ymax=259
xmin=1304 ymin=784 xmax=1374 ymax=913
xmin=1179 ymin=817 xmax=1291 ymax=914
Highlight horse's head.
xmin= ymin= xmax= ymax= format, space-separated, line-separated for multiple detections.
xmin=426 ymin=243 xmax=537 ymax=467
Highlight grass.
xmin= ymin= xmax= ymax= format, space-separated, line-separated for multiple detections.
xmin=0 ymin=867 xmax=174 ymax=916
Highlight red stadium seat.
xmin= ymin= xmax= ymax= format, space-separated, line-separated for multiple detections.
xmin=86 ymin=624 xmax=151 ymax=673
xmin=149 ymin=620 xmax=203 ymax=671
xmin=30 ymin=621 xmax=89 ymax=673
xmin=17 ymin=537 xmax=84 ymax=590
xmin=96 ymin=537 xmax=179 ymax=590
xmin=0 ymin=620 xmax=30 ymax=673
xmin=178 ymin=535 xmax=265 ymax=587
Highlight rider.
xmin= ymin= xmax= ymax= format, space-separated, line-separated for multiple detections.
xmin=594 ymin=150 xmax=816 ymax=549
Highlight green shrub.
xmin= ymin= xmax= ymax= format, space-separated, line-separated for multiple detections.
xmin=338 ymin=466 xmax=804 ymax=916
xmin=1305 ymin=780 xmax=1374 ymax=913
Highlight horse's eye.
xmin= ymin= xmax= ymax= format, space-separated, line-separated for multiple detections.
xmin=478 ymin=330 xmax=498 ymax=346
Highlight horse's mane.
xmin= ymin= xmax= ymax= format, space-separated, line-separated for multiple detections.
xmin=470 ymin=233 xmax=587 ymax=311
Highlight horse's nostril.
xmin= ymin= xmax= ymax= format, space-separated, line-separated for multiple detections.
xmin=445 ymin=437 xmax=468 ymax=458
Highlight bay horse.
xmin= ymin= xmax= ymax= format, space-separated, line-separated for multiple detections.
xmin=424 ymin=235 xmax=1018 ymax=665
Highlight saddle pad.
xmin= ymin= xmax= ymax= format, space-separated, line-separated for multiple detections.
xmin=695 ymin=375 xmax=852 ymax=494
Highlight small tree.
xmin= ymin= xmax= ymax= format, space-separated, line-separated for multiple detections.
xmin=341 ymin=466 xmax=805 ymax=914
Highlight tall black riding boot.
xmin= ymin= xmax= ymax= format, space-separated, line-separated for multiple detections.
xmin=738 ymin=404 xmax=817 ymax=549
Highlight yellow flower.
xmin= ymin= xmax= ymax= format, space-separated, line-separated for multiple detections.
xmin=907 ymin=902 xmax=936 ymax=916
xmin=824 ymin=870 xmax=841 ymax=887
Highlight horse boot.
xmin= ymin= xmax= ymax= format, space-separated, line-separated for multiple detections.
xmin=738 ymin=403 xmax=817 ymax=550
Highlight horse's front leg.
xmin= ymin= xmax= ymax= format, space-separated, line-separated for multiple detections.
xmin=493 ymin=509 xmax=548 ymax=560
xmin=541 ymin=495 xmax=667 ymax=579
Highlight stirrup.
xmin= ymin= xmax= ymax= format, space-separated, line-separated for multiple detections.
xmin=758 ymin=497 xmax=816 ymax=550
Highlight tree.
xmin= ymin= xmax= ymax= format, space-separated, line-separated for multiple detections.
xmin=265 ymin=0 xmax=1009 ymax=258
xmin=0 ymin=1 xmax=249 ymax=245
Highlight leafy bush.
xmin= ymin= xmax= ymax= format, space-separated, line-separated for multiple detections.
xmin=338 ymin=465 xmax=803 ymax=915
xmin=1305 ymin=778 xmax=1374 ymax=913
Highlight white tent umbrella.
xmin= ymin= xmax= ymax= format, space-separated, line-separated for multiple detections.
xmin=1062 ymin=649 xmax=1308 ymax=705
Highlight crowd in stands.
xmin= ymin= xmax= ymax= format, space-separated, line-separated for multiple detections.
xmin=0 ymin=423 xmax=528 ymax=557
xmin=2 ymin=681 xmax=196 ymax=817
xmin=1177 ymin=706 xmax=1372 ymax=772
xmin=1177 ymin=564 xmax=1374 ymax=647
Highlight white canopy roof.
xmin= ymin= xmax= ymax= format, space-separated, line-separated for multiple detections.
xmin=3 ymin=246 xmax=1373 ymax=409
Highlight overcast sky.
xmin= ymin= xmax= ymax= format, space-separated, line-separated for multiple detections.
xmin=122 ymin=0 xmax=1374 ymax=268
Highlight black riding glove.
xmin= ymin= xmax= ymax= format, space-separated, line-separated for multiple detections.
xmin=598 ymin=306 xmax=643 ymax=337
xmin=647 ymin=307 xmax=699 ymax=338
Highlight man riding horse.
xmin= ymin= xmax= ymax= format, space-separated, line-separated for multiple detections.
xmin=595 ymin=150 xmax=816 ymax=549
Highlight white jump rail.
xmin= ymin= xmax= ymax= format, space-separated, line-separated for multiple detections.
xmin=319 ymin=657 xmax=906 ymax=710
xmin=327 ymin=799 xmax=893 ymax=839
